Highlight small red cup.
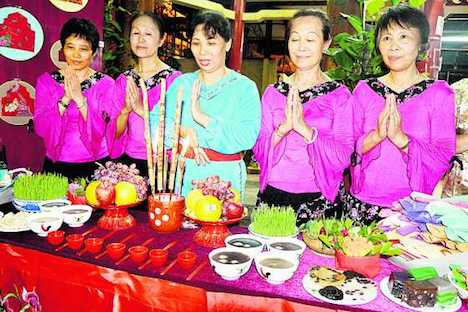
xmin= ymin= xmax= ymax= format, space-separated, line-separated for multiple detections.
xmin=47 ymin=230 xmax=65 ymax=246
xmin=149 ymin=248 xmax=168 ymax=267
xmin=66 ymin=234 xmax=84 ymax=250
xmin=177 ymin=250 xmax=197 ymax=270
xmin=85 ymin=237 xmax=104 ymax=254
xmin=107 ymin=243 xmax=126 ymax=261
xmin=129 ymin=246 xmax=149 ymax=264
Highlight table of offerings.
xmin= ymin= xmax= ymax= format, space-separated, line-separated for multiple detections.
xmin=0 ymin=204 xmax=464 ymax=312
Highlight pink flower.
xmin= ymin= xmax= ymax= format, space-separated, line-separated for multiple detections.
xmin=21 ymin=288 xmax=41 ymax=312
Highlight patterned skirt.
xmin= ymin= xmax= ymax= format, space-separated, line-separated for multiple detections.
xmin=339 ymin=188 xmax=384 ymax=225
xmin=256 ymin=185 xmax=342 ymax=227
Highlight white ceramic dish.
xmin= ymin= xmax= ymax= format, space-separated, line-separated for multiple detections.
xmin=39 ymin=199 xmax=71 ymax=213
xmin=302 ymin=269 xmax=378 ymax=305
xmin=225 ymin=234 xmax=265 ymax=257
xmin=0 ymin=211 xmax=30 ymax=232
xmin=448 ymin=272 xmax=468 ymax=300
xmin=209 ymin=247 xmax=253 ymax=281
xmin=380 ymin=276 xmax=462 ymax=312
xmin=13 ymin=197 xmax=67 ymax=213
xmin=27 ymin=212 xmax=63 ymax=237
xmin=254 ymin=251 xmax=299 ymax=285
xmin=267 ymin=237 xmax=306 ymax=262
xmin=248 ymin=224 xmax=299 ymax=242
xmin=61 ymin=205 xmax=92 ymax=227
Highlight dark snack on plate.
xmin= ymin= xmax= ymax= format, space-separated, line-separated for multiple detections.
xmin=389 ymin=271 xmax=411 ymax=299
xmin=343 ymin=270 xmax=365 ymax=280
xmin=401 ymin=280 xmax=437 ymax=308
xmin=319 ymin=286 xmax=344 ymax=301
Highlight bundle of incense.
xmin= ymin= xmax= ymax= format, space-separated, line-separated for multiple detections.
xmin=156 ymin=79 xmax=166 ymax=193
xmin=168 ymin=87 xmax=184 ymax=193
xmin=175 ymin=138 xmax=190 ymax=195
xmin=139 ymin=78 xmax=155 ymax=196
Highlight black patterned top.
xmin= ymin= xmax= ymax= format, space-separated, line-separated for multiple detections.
xmin=273 ymin=81 xmax=341 ymax=104
xmin=123 ymin=68 xmax=176 ymax=90
xmin=50 ymin=71 xmax=105 ymax=92
xmin=365 ymin=78 xmax=435 ymax=103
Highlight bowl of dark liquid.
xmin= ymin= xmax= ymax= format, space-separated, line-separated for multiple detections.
xmin=209 ymin=247 xmax=253 ymax=281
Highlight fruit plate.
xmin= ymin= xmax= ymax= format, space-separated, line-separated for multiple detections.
xmin=184 ymin=214 xmax=245 ymax=248
xmin=380 ymin=276 xmax=462 ymax=312
xmin=88 ymin=201 xmax=144 ymax=230
xmin=302 ymin=267 xmax=378 ymax=306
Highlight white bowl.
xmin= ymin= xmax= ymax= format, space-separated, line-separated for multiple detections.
xmin=39 ymin=199 xmax=71 ymax=213
xmin=266 ymin=237 xmax=306 ymax=262
xmin=27 ymin=212 xmax=63 ymax=237
xmin=224 ymin=234 xmax=265 ymax=257
xmin=254 ymin=251 xmax=299 ymax=285
xmin=13 ymin=197 xmax=67 ymax=213
xmin=248 ymin=224 xmax=299 ymax=242
xmin=61 ymin=205 xmax=92 ymax=227
xmin=209 ymin=247 xmax=253 ymax=281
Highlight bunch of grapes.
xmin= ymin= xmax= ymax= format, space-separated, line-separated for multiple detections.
xmin=94 ymin=161 xmax=147 ymax=200
xmin=192 ymin=176 xmax=235 ymax=201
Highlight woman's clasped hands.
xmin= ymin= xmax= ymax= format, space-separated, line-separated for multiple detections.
xmin=376 ymin=93 xmax=409 ymax=150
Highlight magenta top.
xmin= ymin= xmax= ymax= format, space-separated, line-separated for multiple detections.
xmin=351 ymin=79 xmax=456 ymax=207
xmin=34 ymin=71 xmax=114 ymax=163
xmin=253 ymin=81 xmax=354 ymax=201
xmin=107 ymin=68 xmax=181 ymax=159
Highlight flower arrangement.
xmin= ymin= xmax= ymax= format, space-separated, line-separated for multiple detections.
xmin=250 ymin=205 xmax=297 ymax=237
xmin=13 ymin=173 xmax=68 ymax=201
xmin=0 ymin=286 xmax=41 ymax=312
xmin=67 ymin=178 xmax=87 ymax=204
xmin=303 ymin=218 xmax=400 ymax=257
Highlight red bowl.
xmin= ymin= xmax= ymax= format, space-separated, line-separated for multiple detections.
xmin=177 ymin=250 xmax=197 ymax=270
xmin=66 ymin=234 xmax=84 ymax=250
xmin=129 ymin=246 xmax=149 ymax=264
xmin=149 ymin=248 xmax=168 ymax=267
xmin=85 ymin=238 xmax=104 ymax=254
xmin=107 ymin=243 xmax=126 ymax=261
xmin=47 ymin=230 xmax=65 ymax=246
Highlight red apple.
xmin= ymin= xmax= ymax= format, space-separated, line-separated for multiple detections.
xmin=95 ymin=183 xmax=115 ymax=206
xmin=223 ymin=201 xmax=244 ymax=220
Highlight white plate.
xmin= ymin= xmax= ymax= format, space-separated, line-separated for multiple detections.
xmin=380 ymin=276 xmax=462 ymax=312
xmin=448 ymin=273 xmax=468 ymax=300
xmin=0 ymin=225 xmax=30 ymax=232
xmin=302 ymin=272 xmax=378 ymax=305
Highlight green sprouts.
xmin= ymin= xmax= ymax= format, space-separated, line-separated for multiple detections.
xmin=13 ymin=173 xmax=68 ymax=201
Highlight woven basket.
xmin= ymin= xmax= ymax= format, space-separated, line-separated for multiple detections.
xmin=302 ymin=232 xmax=335 ymax=256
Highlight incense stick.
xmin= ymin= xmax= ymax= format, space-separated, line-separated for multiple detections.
xmin=139 ymin=78 xmax=155 ymax=196
xmin=168 ymin=88 xmax=184 ymax=194
xmin=175 ymin=138 xmax=190 ymax=195
xmin=156 ymin=79 xmax=166 ymax=193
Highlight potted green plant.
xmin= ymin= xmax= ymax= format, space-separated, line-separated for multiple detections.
xmin=325 ymin=0 xmax=426 ymax=90
xmin=249 ymin=205 xmax=298 ymax=239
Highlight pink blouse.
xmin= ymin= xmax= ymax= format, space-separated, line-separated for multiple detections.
xmin=34 ymin=71 xmax=114 ymax=163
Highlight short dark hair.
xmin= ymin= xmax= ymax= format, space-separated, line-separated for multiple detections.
xmin=130 ymin=12 xmax=166 ymax=36
xmin=60 ymin=18 xmax=99 ymax=54
xmin=189 ymin=11 xmax=231 ymax=42
xmin=288 ymin=9 xmax=331 ymax=41
xmin=375 ymin=5 xmax=429 ymax=49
